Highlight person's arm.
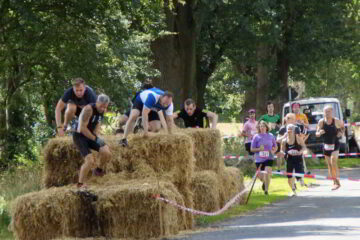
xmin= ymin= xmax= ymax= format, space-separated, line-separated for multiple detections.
xmin=276 ymin=127 xmax=287 ymax=143
xmin=271 ymin=137 xmax=277 ymax=154
xmin=55 ymin=99 xmax=66 ymax=128
xmin=206 ymin=111 xmax=218 ymax=129
xmin=165 ymin=114 xmax=174 ymax=134
xmin=302 ymin=114 xmax=309 ymax=128
xmin=78 ymin=105 xmax=96 ymax=141
xmin=336 ymin=119 xmax=345 ymax=137
xmin=279 ymin=139 xmax=287 ymax=157
xmin=316 ymin=119 xmax=325 ymax=137
xmin=251 ymin=136 xmax=263 ymax=153
xmin=157 ymin=110 xmax=168 ymax=133
xmin=296 ymin=134 xmax=307 ymax=155
xmin=142 ymin=107 xmax=151 ymax=136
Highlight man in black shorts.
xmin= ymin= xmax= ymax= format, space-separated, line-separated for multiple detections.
xmin=116 ymin=83 xmax=162 ymax=134
xmin=55 ymin=78 xmax=97 ymax=136
xmin=173 ymin=98 xmax=218 ymax=128
xmin=316 ymin=105 xmax=344 ymax=190
xmin=73 ymin=94 xmax=111 ymax=189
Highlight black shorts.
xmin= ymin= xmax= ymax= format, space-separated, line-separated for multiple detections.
xmin=73 ymin=132 xmax=103 ymax=157
xmin=286 ymin=156 xmax=304 ymax=180
xmin=255 ymin=160 xmax=273 ymax=171
xmin=132 ymin=99 xmax=160 ymax=122
xmin=245 ymin=142 xmax=254 ymax=156
xmin=323 ymin=140 xmax=340 ymax=157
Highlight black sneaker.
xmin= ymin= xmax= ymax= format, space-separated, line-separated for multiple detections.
xmin=264 ymin=191 xmax=268 ymax=195
xmin=119 ymin=138 xmax=128 ymax=147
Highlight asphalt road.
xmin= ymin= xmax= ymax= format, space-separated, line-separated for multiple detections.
xmin=172 ymin=168 xmax=360 ymax=240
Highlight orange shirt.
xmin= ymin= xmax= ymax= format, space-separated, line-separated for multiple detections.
xmin=295 ymin=113 xmax=309 ymax=125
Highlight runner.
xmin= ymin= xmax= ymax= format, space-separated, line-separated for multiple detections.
xmin=173 ymin=98 xmax=218 ymax=128
xmin=259 ymin=101 xmax=282 ymax=171
xmin=239 ymin=109 xmax=257 ymax=160
xmin=281 ymin=124 xmax=306 ymax=196
xmin=251 ymin=121 xmax=277 ymax=195
xmin=73 ymin=94 xmax=111 ymax=189
xmin=55 ymin=78 xmax=97 ymax=136
xmin=316 ymin=105 xmax=345 ymax=190
xmin=119 ymin=87 xmax=174 ymax=147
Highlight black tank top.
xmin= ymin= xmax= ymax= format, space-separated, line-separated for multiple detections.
xmin=323 ymin=118 xmax=339 ymax=144
xmin=285 ymin=136 xmax=302 ymax=160
xmin=87 ymin=103 xmax=104 ymax=133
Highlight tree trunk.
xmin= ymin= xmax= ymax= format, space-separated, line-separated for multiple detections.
xmin=151 ymin=0 xmax=197 ymax=109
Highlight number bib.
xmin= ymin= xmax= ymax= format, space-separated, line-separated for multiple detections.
xmin=288 ymin=150 xmax=299 ymax=156
xmin=324 ymin=144 xmax=335 ymax=151
xmin=259 ymin=151 xmax=270 ymax=158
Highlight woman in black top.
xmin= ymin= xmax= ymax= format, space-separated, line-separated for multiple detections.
xmin=281 ymin=124 xmax=306 ymax=196
xmin=316 ymin=105 xmax=344 ymax=190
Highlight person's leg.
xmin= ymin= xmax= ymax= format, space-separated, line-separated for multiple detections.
xmin=78 ymin=154 xmax=96 ymax=186
xmin=287 ymin=159 xmax=294 ymax=191
xmin=99 ymin=145 xmax=111 ymax=166
xmin=331 ymin=151 xmax=340 ymax=188
xmin=264 ymin=165 xmax=272 ymax=194
xmin=123 ymin=109 xmax=140 ymax=139
xmin=118 ymin=114 xmax=129 ymax=128
xmin=64 ymin=103 xmax=77 ymax=128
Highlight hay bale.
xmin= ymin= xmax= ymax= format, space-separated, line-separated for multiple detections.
xmin=11 ymin=176 xmax=188 ymax=240
xmin=219 ymin=167 xmax=246 ymax=206
xmin=11 ymin=187 xmax=99 ymax=240
xmin=179 ymin=129 xmax=224 ymax=173
xmin=43 ymin=137 xmax=82 ymax=187
xmin=191 ymin=171 xmax=220 ymax=212
xmin=43 ymin=134 xmax=195 ymax=190
xmin=93 ymin=178 xmax=185 ymax=239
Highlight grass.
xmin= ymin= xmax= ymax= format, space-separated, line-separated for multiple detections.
xmin=196 ymin=176 xmax=313 ymax=226
xmin=307 ymin=157 xmax=360 ymax=170
xmin=0 ymin=163 xmax=43 ymax=240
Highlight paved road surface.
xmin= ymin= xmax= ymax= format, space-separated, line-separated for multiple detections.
xmin=172 ymin=168 xmax=360 ymax=240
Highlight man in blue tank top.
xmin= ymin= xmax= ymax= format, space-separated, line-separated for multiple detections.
xmin=119 ymin=88 xmax=174 ymax=147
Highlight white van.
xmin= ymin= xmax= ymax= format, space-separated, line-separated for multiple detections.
xmin=282 ymin=97 xmax=359 ymax=154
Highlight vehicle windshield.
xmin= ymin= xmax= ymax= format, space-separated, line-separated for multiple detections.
xmin=284 ymin=102 xmax=340 ymax=125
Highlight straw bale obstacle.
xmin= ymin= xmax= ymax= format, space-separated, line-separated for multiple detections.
xmin=11 ymin=129 xmax=246 ymax=240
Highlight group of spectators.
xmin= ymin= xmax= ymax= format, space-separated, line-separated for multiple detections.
xmin=241 ymin=101 xmax=344 ymax=196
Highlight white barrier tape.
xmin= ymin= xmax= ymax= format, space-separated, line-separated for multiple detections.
xmin=153 ymin=171 xmax=259 ymax=216
xmin=269 ymin=171 xmax=360 ymax=182
xmin=224 ymin=152 xmax=360 ymax=160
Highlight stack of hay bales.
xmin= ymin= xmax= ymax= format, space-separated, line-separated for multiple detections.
xmin=11 ymin=129 xmax=245 ymax=240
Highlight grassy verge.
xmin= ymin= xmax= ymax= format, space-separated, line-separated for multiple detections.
xmin=307 ymin=157 xmax=360 ymax=170
xmin=196 ymin=176 xmax=313 ymax=226
xmin=0 ymin=164 xmax=43 ymax=240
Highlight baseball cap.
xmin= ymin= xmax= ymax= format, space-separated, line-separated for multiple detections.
xmin=248 ymin=109 xmax=256 ymax=113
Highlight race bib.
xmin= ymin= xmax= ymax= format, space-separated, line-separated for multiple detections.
xmin=259 ymin=151 xmax=270 ymax=158
xmin=324 ymin=144 xmax=335 ymax=151
xmin=288 ymin=149 xmax=299 ymax=156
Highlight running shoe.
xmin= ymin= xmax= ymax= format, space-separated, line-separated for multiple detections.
xmin=264 ymin=191 xmax=268 ymax=195
xmin=119 ymin=138 xmax=129 ymax=147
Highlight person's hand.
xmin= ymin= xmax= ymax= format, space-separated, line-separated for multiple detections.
xmin=95 ymin=136 xmax=105 ymax=147
xmin=319 ymin=129 xmax=325 ymax=135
